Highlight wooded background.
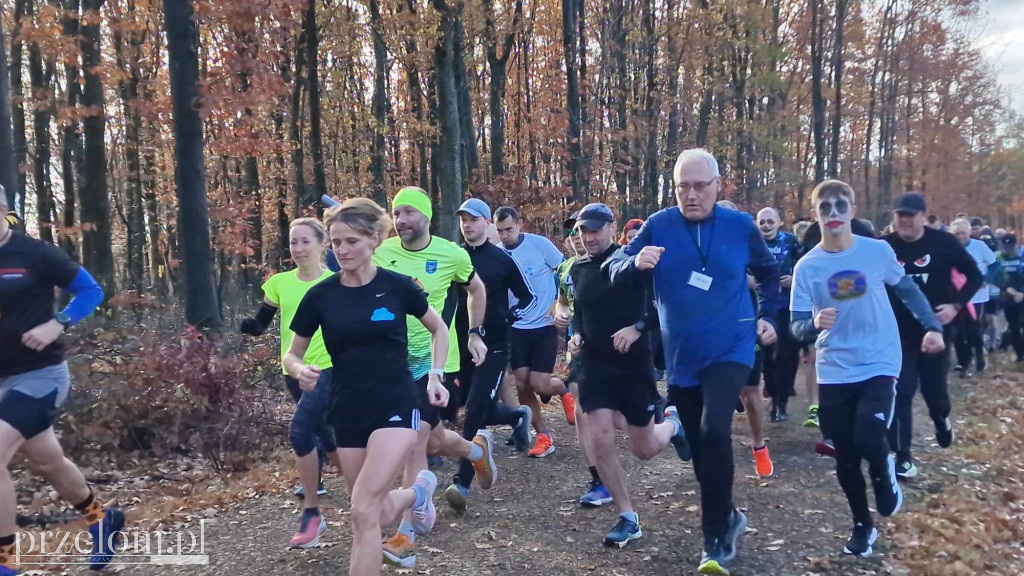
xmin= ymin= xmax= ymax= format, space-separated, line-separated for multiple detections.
xmin=1 ymin=0 xmax=1022 ymax=328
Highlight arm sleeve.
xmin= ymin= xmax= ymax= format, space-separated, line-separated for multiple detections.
xmin=507 ymin=253 xmax=537 ymax=320
xmin=60 ymin=267 xmax=105 ymax=325
xmin=604 ymin=220 xmax=653 ymax=286
xmin=881 ymin=243 xmax=907 ymax=285
xmin=892 ymin=275 xmax=943 ymax=332
xmin=403 ymin=276 xmax=430 ymax=319
xmin=453 ymin=247 xmax=475 ymax=285
xmin=948 ymin=236 xmax=982 ymax=306
xmin=790 ymin=311 xmax=819 ymax=343
xmin=289 ymin=290 xmax=322 ymax=338
xmin=569 ymin=269 xmax=585 ymax=338
xmin=748 ymin=222 xmax=783 ymax=323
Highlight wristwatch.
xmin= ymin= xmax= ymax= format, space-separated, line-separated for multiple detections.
xmin=55 ymin=312 xmax=72 ymax=328
xmin=469 ymin=326 xmax=486 ymax=338
xmin=633 ymin=321 xmax=647 ymax=333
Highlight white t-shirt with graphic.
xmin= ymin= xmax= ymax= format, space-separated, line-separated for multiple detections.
xmin=505 ymin=233 xmax=564 ymax=330
xmin=791 ymin=236 xmax=905 ymax=384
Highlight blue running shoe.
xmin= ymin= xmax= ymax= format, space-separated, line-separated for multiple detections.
xmin=512 ymin=405 xmax=532 ymax=452
xmin=664 ymin=406 xmax=691 ymax=461
xmin=721 ymin=509 xmax=747 ymax=562
xmin=698 ymin=538 xmax=730 ymax=575
xmin=603 ymin=514 xmax=642 ymax=548
xmin=579 ymin=480 xmax=612 ymax=508
xmin=88 ymin=508 xmax=125 ymax=570
xmin=444 ymin=483 xmax=469 ymax=512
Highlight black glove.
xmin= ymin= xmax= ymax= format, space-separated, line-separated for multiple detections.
xmin=239 ymin=317 xmax=264 ymax=336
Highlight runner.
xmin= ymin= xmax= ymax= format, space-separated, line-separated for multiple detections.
xmin=372 ymin=187 xmax=497 ymax=567
xmin=996 ymin=234 xmax=1024 ymax=364
xmin=790 ymin=179 xmax=945 ymax=556
xmin=884 ymin=193 xmax=981 ymax=479
xmin=606 ymin=148 xmax=782 ymax=575
xmin=494 ymin=206 xmax=574 ymax=457
xmin=756 ymin=207 xmax=803 ymax=424
xmin=949 ymin=219 xmax=997 ymax=376
xmin=284 ymin=198 xmax=447 ymax=576
xmin=0 ymin=191 xmax=125 ymax=574
xmin=239 ymin=217 xmax=341 ymax=548
xmin=444 ymin=198 xmax=535 ymax=511
xmin=567 ymin=203 xmax=690 ymax=548
xmin=619 ymin=219 xmax=644 ymax=245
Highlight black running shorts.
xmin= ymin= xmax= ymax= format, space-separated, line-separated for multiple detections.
xmin=746 ymin=347 xmax=764 ymax=387
xmin=578 ymin=356 xmax=660 ymax=427
xmin=509 ymin=326 xmax=558 ymax=373
xmin=332 ymin=408 xmax=421 ymax=449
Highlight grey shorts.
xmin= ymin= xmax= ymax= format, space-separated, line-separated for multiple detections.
xmin=0 ymin=363 xmax=71 ymax=439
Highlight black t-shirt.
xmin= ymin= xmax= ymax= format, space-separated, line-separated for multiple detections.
xmin=884 ymin=227 xmax=983 ymax=334
xmin=290 ymin=268 xmax=429 ymax=428
xmin=571 ymin=245 xmax=653 ymax=366
xmin=0 ymin=232 xmax=80 ymax=376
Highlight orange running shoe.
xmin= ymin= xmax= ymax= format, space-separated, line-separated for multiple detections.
xmin=528 ymin=432 xmax=555 ymax=458
xmin=561 ymin=393 xmax=577 ymax=426
xmin=753 ymin=444 xmax=774 ymax=478
xmin=382 ymin=532 xmax=416 ymax=568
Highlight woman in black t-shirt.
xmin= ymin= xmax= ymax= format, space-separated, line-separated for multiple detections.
xmin=284 ymin=198 xmax=450 ymax=576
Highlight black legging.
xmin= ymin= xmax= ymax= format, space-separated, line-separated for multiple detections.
xmin=454 ymin=348 xmax=524 ymax=489
xmin=764 ymin=308 xmax=800 ymax=404
xmin=888 ymin=326 xmax=952 ymax=462
xmin=1006 ymin=301 xmax=1024 ymax=361
xmin=952 ymin=311 xmax=984 ymax=370
xmin=819 ymin=376 xmax=896 ymax=526
xmin=668 ymin=362 xmax=749 ymax=541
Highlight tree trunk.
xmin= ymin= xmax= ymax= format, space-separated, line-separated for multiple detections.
xmin=484 ymin=0 xmax=521 ymax=180
xmin=80 ymin=0 xmax=115 ymax=290
xmin=59 ymin=0 xmax=82 ymax=257
xmin=28 ymin=0 xmax=55 ymax=243
xmin=432 ymin=0 xmax=462 ymax=241
xmin=370 ymin=0 xmax=388 ymax=206
xmin=290 ymin=32 xmax=306 ymax=214
xmin=164 ymin=0 xmax=220 ymax=329
xmin=453 ymin=16 xmax=476 ymax=188
xmin=641 ymin=0 xmax=658 ymax=214
xmin=0 ymin=2 xmax=18 ymax=210
xmin=113 ymin=4 xmax=146 ymax=289
xmin=810 ymin=0 xmax=826 ymax=184
xmin=661 ymin=0 xmax=681 ymax=208
xmin=10 ymin=0 xmax=28 ymax=213
xmin=828 ymin=0 xmax=848 ymax=179
xmin=609 ymin=0 xmax=628 ymax=201
xmin=562 ymin=0 xmax=586 ymax=202
xmin=304 ymin=0 xmax=326 ymax=207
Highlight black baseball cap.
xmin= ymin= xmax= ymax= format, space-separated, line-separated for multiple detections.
xmin=893 ymin=193 xmax=926 ymax=215
xmin=562 ymin=211 xmax=580 ymax=235
xmin=1001 ymin=233 xmax=1017 ymax=246
xmin=575 ymin=203 xmax=616 ymax=231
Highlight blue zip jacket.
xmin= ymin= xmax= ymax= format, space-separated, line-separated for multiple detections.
xmin=604 ymin=205 xmax=782 ymax=388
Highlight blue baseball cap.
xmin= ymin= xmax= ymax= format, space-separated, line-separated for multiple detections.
xmin=575 ymin=203 xmax=615 ymax=230
xmin=456 ymin=198 xmax=492 ymax=220
xmin=893 ymin=193 xmax=926 ymax=215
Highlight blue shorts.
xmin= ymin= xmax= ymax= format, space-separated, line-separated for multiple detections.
xmin=0 ymin=363 xmax=71 ymax=439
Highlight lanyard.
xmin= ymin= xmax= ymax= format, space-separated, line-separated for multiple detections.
xmin=685 ymin=214 xmax=716 ymax=273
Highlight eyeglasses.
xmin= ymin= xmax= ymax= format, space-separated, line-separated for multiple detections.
xmin=675 ymin=179 xmax=717 ymax=193
xmin=816 ymin=198 xmax=850 ymax=216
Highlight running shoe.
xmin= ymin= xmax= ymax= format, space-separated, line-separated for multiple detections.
xmin=721 ymin=508 xmax=747 ymax=562
xmin=958 ymin=366 xmax=972 ymax=379
xmin=769 ymin=403 xmax=779 ymax=423
xmin=427 ymin=455 xmax=445 ymax=470
xmin=561 ymin=393 xmax=577 ymax=426
xmin=776 ymin=403 xmax=788 ymax=422
xmin=842 ymin=522 xmax=878 ymax=556
xmin=88 ymin=508 xmax=125 ymax=569
xmin=803 ymin=405 xmax=820 ymax=428
xmin=976 ymin=356 xmax=986 ymax=374
xmin=895 ymin=459 xmax=918 ymax=479
xmin=512 ymin=406 xmax=532 ymax=451
xmin=0 ymin=566 xmax=17 ymax=576
xmin=871 ymin=454 xmax=903 ymax=517
xmin=935 ymin=418 xmax=955 ymax=448
xmin=471 ymin=429 xmax=497 ymax=489
xmin=289 ymin=510 xmax=327 ymax=549
xmin=528 ymin=432 xmax=555 ymax=458
xmin=815 ymin=439 xmax=836 ymax=458
xmin=753 ymin=444 xmax=774 ymax=478
xmin=444 ymin=483 xmax=469 ymax=512
xmin=603 ymin=514 xmax=642 ymax=548
xmin=664 ymin=406 xmax=692 ymax=461
xmin=580 ymin=480 xmax=612 ymax=507
xmin=382 ymin=533 xmax=416 ymax=568
xmin=411 ymin=470 xmax=438 ymax=534
xmin=698 ymin=538 xmax=730 ymax=575
xmin=734 ymin=399 xmax=745 ymax=414
xmin=294 ymin=482 xmax=327 ymax=498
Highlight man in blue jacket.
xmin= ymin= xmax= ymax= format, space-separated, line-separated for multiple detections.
xmin=605 ymin=148 xmax=782 ymax=576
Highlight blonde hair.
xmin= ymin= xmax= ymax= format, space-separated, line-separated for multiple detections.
xmin=289 ymin=217 xmax=327 ymax=244
xmin=325 ymin=197 xmax=392 ymax=247
xmin=811 ymin=180 xmax=856 ymax=205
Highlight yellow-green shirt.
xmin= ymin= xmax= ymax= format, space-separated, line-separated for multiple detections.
xmin=262 ymin=269 xmax=335 ymax=373
xmin=373 ymin=236 xmax=474 ymax=379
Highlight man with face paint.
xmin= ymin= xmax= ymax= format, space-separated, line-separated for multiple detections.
xmin=605 ymin=148 xmax=782 ymax=575
xmin=883 ymin=193 xmax=981 ymax=479
xmin=790 ymin=180 xmax=944 ymax=557
xmin=372 ymin=187 xmax=496 ymax=567
xmin=756 ymin=207 xmax=803 ymax=424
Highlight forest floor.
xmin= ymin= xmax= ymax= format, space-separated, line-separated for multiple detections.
xmin=14 ymin=354 xmax=1023 ymax=576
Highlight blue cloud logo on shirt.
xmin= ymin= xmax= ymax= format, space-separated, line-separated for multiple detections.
xmin=371 ymin=307 xmax=396 ymax=322
xmin=827 ymin=270 xmax=867 ymax=301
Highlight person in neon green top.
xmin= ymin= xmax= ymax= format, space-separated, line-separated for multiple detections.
xmin=373 ymin=187 xmax=492 ymax=567
xmin=239 ymin=217 xmax=340 ymax=549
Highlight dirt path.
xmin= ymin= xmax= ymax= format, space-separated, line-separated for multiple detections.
xmin=99 ymin=359 xmax=1018 ymax=576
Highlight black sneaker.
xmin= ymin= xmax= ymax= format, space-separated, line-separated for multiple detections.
xmin=776 ymin=404 xmax=788 ymax=422
xmin=735 ymin=399 xmax=745 ymax=414
xmin=698 ymin=538 xmax=730 ymax=575
xmin=958 ymin=366 xmax=972 ymax=379
xmin=843 ymin=522 xmax=878 ymax=556
xmin=721 ymin=509 xmax=747 ymax=562
xmin=936 ymin=418 xmax=955 ymax=448
xmin=871 ymin=454 xmax=904 ymax=517
xmin=976 ymin=356 xmax=986 ymax=373
xmin=769 ymin=403 xmax=780 ymax=422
